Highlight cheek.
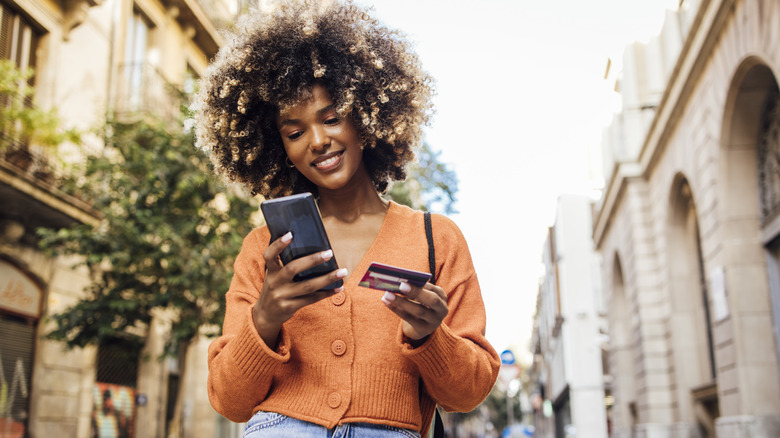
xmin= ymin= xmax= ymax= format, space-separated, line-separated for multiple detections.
xmin=282 ymin=142 xmax=305 ymax=163
xmin=343 ymin=126 xmax=364 ymax=152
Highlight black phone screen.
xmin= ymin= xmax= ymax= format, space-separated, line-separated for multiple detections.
xmin=260 ymin=193 xmax=342 ymax=289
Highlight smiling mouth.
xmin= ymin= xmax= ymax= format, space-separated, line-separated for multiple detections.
xmin=312 ymin=151 xmax=344 ymax=170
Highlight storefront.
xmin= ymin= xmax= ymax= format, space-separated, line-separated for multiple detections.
xmin=0 ymin=256 xmax=43 ymax=437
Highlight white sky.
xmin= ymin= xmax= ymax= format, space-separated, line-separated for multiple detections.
xmin=354 ymin=0 xmax=679 ymax=360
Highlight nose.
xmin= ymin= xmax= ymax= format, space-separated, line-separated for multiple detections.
xmin=309 ymin=125 xmax=330 ymax=151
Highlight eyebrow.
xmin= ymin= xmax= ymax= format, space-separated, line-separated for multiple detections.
xmin=278 ymin=104 xmax=337 ymax=127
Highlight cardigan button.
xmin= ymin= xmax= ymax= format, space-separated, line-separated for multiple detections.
xmin=331 ymin=291 xmax=346 ymax=305
xmin=331 ymin=340 xmax=347 ymax=356
xmin=327 ymin=392 xmax=341 ymax=408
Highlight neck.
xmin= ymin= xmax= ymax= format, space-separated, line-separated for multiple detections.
xmin=317 ymin=174 xmax=388 ymax=222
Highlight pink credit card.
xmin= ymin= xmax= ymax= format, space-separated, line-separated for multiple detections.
xmin=359 ymin=262 xmax=431 ymax=293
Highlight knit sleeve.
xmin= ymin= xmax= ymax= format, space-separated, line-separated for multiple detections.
xmin=399 ymin=214 xmax=500 ymax=412
xmin=207 ymin=227 xmax=292 ymax=422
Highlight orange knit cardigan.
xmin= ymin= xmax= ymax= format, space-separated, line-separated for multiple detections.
xmin=207 ymin=202 xmax=500 ymax=434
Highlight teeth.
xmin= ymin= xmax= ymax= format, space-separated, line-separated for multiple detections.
xmin=315 ymin=155 xmax=340 ymax=168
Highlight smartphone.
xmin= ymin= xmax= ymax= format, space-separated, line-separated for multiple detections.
xmin=260 ymin=192 xmax=343 ymax=290
xmin=359 ymin=262 xmax=431 ymax=293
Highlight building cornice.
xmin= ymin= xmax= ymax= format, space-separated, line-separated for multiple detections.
xmin=593 ymin=162 xmax=642 ymax=248
xmin=162 ymin=0 xmax=225 ymax=58
xmin=593 ymin=0 xmax=737 ymax=246
xmin=638 ymin=0 xmax=736 ymax=173
xmin=61 ymin=0 xmax=102 ymax=40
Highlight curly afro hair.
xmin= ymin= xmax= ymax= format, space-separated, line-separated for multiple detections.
xmin=192 ymin=0 xmax=435 ymax=198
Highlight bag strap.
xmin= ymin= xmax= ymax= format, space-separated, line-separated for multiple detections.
xmin=424 ymin=211 xmax=436 ymax=285
xmin=423 ymin=211 xmax=444 ymax=438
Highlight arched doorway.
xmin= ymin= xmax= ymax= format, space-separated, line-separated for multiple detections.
xmin=609 ymin=254 xmax=638 ymax=438
xmin=755 ymin=67 xmax=780 ymax=374
xmin=722 ymin=61 xmax=780 ymax=415
xmin=0 ymin=256 xmax=44 ymax=437
xmin=666 ymin=175 xmax=718 ymax=436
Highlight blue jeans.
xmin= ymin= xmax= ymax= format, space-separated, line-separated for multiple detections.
xmin=243 ymin=411 xmax=421 ymax=438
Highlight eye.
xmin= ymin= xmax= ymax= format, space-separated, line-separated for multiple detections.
xmin=287 ymin=131 xmax=303 ymax=140
xmin=324 ymin=116 xmax=340 ymax=125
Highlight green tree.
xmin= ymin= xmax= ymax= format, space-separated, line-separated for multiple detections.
xmin=386 ymin=141 xmax=458 ymax=214
xmin=38 ymin=116 xmax=257 ymax=351
xmin=38 ymin=114 xmax=259 ymax=436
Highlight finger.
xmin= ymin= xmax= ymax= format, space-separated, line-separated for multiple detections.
xmin=264 ymin=232 xmax=293 ymax=270
xmin=297 ymin=267 xmax=349 ymax=293
xmin=281 ymin=249 xmax=339 ymax=282
xmin=285 ymin=288 xmax=343 ymax=312
xmin=382 ymin=291 xmax=435 ymax=322
xmin=398 ymin=282 xmax=446 ymax=313
xmin=423 ymin=283 xmax=448 ymax=301
xmin=397 ymin=282 xmax=422 ymax=302
xmin=278 ymin=266 xmax=348 ymax=301
xmin=278 ymin=275 xmax=346 ymax=318
xmin=382 ymin=295 xmax=435 ymax=342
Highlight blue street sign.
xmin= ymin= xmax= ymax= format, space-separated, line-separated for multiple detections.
xmin=500 ymin=349 xmax=515 ymax=365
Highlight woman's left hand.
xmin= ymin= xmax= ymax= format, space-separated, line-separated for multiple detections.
xmin=381 ymin=282 xmax=448 ymax=344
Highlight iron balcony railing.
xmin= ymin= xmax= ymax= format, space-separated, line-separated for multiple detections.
xmin=0 ymin=132 xmax=61 ymax=185
xmin=113 ymin=62 xmax=185 ymax=123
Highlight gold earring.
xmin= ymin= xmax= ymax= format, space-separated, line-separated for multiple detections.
xmin=286 ymin=157 xmax=296 ymax=168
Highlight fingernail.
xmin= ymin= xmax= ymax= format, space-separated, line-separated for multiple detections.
xmin=382 ymin=292 xmax=396 ymax=304
xmin=321 ymin=249 xmax=333 ymax=259
xmin=336 ymin=268 xmax=348 ymax=278
xmin=399 ymin=282 xmax=411 ymax=293
xmin=334 ymin=287 xmax=345 ymax=293
xmin=282 ymin=232 xmax=293 ymax=243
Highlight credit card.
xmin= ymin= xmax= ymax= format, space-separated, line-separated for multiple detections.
xmin=359 ymin=262 xmax=431 ymax=293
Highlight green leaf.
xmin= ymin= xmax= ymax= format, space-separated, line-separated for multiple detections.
xmin=38 ymin=110 xmax=258 ymax=356
xmin=386 ymin=141 xmax=459 ymax=214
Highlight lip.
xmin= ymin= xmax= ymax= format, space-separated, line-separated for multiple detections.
xmin=311 ymin=150 xmax=344 ymax=171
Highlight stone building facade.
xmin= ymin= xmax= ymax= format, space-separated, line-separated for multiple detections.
xmin=531 ymin=194 xmax=609 ymax=438
xmin=595 ymin=0 xmax=780 ymax=436
xmin=0 ymin=0 xmax=242 ymax=436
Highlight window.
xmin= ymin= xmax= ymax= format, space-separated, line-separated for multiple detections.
xmin=1 ymin=2 xmax=41 ymax=120
xmin=758 ymin=89 xmax=780 ymax=223
xmin=123 ymin=9 xmax=152 ymax=110
xmin=0 ymin=3 xmax=40 ymax=72
xmin=96 ymin=337 xmax=141 ymax=387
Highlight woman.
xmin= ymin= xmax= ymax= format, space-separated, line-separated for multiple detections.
xmin=194 ymin=1 xmax=500 ymax=436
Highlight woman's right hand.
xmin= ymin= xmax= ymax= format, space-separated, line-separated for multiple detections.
xmin=252 ymin=232 xmax=347 ymax=348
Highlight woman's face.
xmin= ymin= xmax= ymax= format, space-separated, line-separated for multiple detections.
xmin=277 ymin=84 xmax=367 ymax=192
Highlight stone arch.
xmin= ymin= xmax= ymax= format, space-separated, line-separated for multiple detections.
xmin=665 ymin=172 xmax=717 ymax=435
xmin=720 ymin=58 xmax=780 ymax=414
xmin=608 ymin=252 xmax=638 ymax=437
xmin=759 ymin=80 xmax=780 ymax=379
xmin=0 ymin=254 xmax=46 ymax=320
xmin=727 ymin=60 xmax=780 ymax=358
xmin=0 ymin=254 xmax=46 ymax=437
xmin=719 ymin=59 xmax=775 ymax=225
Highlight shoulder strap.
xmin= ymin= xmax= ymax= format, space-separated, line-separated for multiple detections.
xmin=423 ymin=211 xmax=444 ymax=438
xmin=424 ymin=212 xmax=436 ymax=285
